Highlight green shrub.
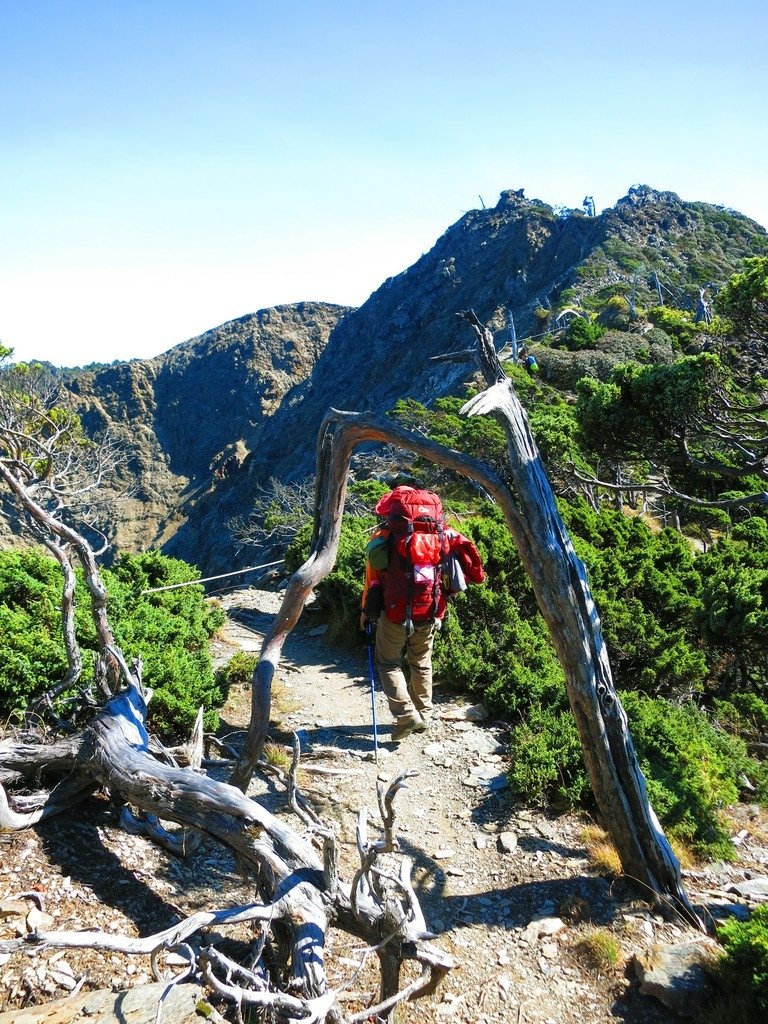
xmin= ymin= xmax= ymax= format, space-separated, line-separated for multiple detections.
xmin=713 ymin=693 xmax=768 ymax=741
xmin=508 ymin=704 xmax=588 ymax=806
xmin=505 ymin=688 xmax=768 ymax=857
xmin=216 ymin=651 xmax=257 ymax=688
xmin=597 ymin=296 xmax=633 ymax=331
xmin=715 ymin=904 xmax=768 ymax=1017
xmin=696 ymin=530 xmax=768 ymax=695
xmin=528 ymin=398 xmax=593 ymax=476
xmin=109 ymin=552 xmax=226 ymax=736
xmin=563 ymin=316 xmax=606 ymax=350
xmin=562 ymin=500 xmax=708 ymax=697
xmin=0 ymin=548 xmax=226 ymax=739
xmin=684 ymin=506 xmax=733 ymax=532
xmin=0 ymin=550 xmax=82 ymax=718
xmin=432 ymin=506 xmax=566 ymax=715
xmin=0 ymin=605 xmax=69 ymax=721
xmin=348 ymin=479 xmax=390 ymax=507
xmin=647 ymin=306 xmax=703 ymax=345
xmin=286 ymin=514 xmax=375 ymax=643
xmin=622 ymin=691 xmax=767 ymax=858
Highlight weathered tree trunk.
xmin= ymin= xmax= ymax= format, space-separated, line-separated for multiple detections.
xmin=455 ymin=311 xmax=701 ymax=925
xmin=230 ymin=421 xmax=359 ymax=791
xmin=233 ymin=310 xmax=701 ymax=926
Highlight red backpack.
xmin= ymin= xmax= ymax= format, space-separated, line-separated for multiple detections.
xmin=371 ymin=486 xmax=448 ymax=632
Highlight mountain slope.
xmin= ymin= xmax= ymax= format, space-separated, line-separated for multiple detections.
xmin=54 ymin=186 xmax=768 ymax=573
xmin=62 ymin=301 xmax=348 ymax=556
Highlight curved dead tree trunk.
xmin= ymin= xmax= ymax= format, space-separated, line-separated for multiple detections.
xmin=456 ymin=310 xmax=701 ymax=925
xmin=234 ymin=312 xmax=701 ymax=927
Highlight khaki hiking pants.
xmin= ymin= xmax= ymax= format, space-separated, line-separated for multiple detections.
xmin=374 ymin=614 xmax=436 ymax=721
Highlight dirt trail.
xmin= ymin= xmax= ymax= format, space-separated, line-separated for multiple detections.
xmin=213 ymin=589 xmax=766 ymax=1024
xmin=2 ymin=589 xmax=766 ymax=1022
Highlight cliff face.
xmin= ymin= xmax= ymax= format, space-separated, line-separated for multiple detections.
xmin=49 ymin=186 xmax=767 ymax=573
xmin=61 ymin=302 xmax=349 ymax=558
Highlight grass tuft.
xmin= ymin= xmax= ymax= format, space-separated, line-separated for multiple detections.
xmin=263 ymin=743 xmax=292 ymax=773
xmin=581 ymin=824 xmax=623 ymax=876
xmin=668 ymin=834 xmax=698 ymax=870
xmin=575 ymin=928 xmax=623 ymax=972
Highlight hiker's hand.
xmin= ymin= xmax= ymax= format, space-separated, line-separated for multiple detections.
xmin=360 ymin=613 xmax=371 ymax=631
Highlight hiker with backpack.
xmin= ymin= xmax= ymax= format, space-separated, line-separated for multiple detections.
xmin=518 ymin=346 xmax=539 ymax=376
xmin=360 ymin=486 xmax=486 ymax=743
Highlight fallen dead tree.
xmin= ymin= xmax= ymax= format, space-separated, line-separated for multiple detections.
xmin=0 ymin=659 xmax=452 ymax=1021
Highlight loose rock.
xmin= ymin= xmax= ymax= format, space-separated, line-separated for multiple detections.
xmin=497 ymin=832 xmax=518 ymax=854
xmin=634 ymin=940 xmax=720 ymax=1018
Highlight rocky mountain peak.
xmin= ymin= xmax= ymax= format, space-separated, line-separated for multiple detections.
xmin=11 ymin=186 xmax=764 ymax=574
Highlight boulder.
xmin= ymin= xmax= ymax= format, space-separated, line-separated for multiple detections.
xmin=0 ymin=982 xmax=219 ymax=1024
xmin=634 ymin=940 xmax=720 ymax=1018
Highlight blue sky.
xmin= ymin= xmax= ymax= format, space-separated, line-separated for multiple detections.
xmin=2 ymin=0 xmax=766 ymax=366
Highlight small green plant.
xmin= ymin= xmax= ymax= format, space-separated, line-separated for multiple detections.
xmin=216 ymin=651 xmax=257 ymax=688
xmin=711 ymin=904 xmax=768 ymax=1019
xmin=263 ymin=743 xmax=292 ymax=773
xmin=575 ymin=929 xmax=623 ymax=971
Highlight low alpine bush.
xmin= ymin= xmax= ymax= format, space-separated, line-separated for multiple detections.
xmin=713 ymin=904 xmax=768 ymax=1018
xmin=0 ymin=548 xmax=226 ymax=739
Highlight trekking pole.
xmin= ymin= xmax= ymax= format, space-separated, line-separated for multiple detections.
xmin=365 ymin=622 xmax=379 ymax=764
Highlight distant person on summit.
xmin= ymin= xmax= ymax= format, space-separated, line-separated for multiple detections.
xmin=360 ymin=486 xmax=485 ymax=743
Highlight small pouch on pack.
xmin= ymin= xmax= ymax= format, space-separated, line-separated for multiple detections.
xmin=363 ymin=583 xmax=384 ymax=620
xmin=366 ymin=534 xmax=389 ymax=570
xmin=444 ymin=553 xmax=467 ymax=594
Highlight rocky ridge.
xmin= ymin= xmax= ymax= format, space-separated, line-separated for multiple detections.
xmin=31 ymin=186 xmax=767 ymax=574
xmin=57 ymin=301 xmax=348 ymax=558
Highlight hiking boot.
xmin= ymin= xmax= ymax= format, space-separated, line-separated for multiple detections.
xmin=416 ymin=711 xmax=431 ymax=732
xmin=391 ymin=714 xmax=422 ymax=743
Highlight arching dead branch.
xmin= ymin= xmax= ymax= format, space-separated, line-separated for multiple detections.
xmin=232 ymin=309 xmax=702 ymax=928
